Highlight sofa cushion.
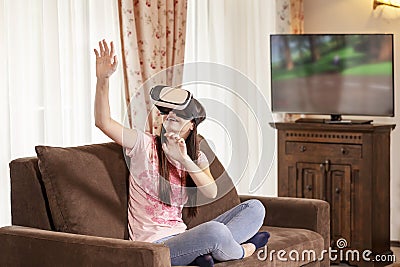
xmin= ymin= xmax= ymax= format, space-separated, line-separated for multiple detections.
xmin=214 ymin=226 xmax=324 ymax=267
xmin=183 ymin=136 xmax=241 ymax=229
xmin=35 ymin=143 xmax=129 ymax=239
xmin=10 ymin=157 xmax=53 ymax=230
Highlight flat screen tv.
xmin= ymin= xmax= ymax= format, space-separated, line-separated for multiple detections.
xmin=270 ymin=33 xmax=394 ymax=123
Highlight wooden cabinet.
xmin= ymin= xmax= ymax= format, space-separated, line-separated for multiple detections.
xmin=273 ymin=122 xmax=395 ymax=266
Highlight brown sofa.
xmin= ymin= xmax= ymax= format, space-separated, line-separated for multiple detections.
xmin=0 ymin=137 xmax=330 ymax=267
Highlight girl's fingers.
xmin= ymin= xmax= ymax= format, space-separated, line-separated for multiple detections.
xmin=103 ymin=40 xmax=109 ymax=55
xmin=110 ymin=41 xmax=115 ymax=56
xmin=166 ymin=133 xmax=180 ymax=140
xmin=99 ymin=41 xmax=105 ymax=55
xmin=166 ymin=135 xmax=175 ymax=142
xmin=94 ymin=49 xmax=100 ymax=58
xmin=164 ymin=132 xmax=183 ymax=144
xmin=164 ymin=132 xmax=173 ymax=138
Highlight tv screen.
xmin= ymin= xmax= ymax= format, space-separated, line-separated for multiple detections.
xmin=270 ymin=34 xmax=394 ymax=118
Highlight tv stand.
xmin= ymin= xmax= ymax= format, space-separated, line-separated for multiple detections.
xmin=272 ymin=122 xmax=396 ymax=266
xmin=295 ymin=115 xmax=373 ymax=125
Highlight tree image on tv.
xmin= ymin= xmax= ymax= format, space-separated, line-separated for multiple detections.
xmin=271 ymin=34 xmax=393 ymax=116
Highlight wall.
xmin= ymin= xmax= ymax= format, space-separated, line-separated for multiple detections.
xmin=304 ymin=0 xmax=400 ymax=242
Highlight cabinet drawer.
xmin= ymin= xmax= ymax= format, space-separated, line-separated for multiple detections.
xmin=285 ymin=141 xmax=362 ymax=158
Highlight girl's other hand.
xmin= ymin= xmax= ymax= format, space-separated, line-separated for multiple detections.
xmin=162 ymin=132 xmax=189 ymax=165
xmin=94 ymin=39 xmax=118 ymax=79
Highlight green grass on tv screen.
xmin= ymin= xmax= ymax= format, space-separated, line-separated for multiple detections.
xmin=272 ymin=47 xmax=392 ymax=81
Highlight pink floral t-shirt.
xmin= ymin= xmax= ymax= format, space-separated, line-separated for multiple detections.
xmin=125 ymin=131 xmax=207 ymax=243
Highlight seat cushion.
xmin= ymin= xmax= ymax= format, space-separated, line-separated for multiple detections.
xmin=214 ymin=226 xmax=324 ymax=267
xmin=35 ymin=143 xmax=129 ymax=239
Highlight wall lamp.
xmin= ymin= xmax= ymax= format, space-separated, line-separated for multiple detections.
xmin=373 ymin=0 xmax=400 ymax=9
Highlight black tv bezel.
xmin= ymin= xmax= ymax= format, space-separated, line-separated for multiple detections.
xmin=269 ymin=33 xmax=395 ymax=118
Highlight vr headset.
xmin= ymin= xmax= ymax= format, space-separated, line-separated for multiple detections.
xmin=150 ymin=85 xmax=206 ymax=124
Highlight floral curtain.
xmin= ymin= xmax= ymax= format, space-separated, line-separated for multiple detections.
xmin=289 ymin=0 xmax=304 ymax=34
xmin=276 ymin=0 xmax=304 ymax=34
xmin=118 ymin=0 xmax=188 ymax=134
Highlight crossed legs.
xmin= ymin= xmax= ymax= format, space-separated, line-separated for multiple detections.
xmin=163 ymin=199 xmax=266 ymax=266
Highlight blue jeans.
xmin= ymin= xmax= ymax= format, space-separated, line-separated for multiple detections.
xmin=154 ymin=199 xmax=266 ymax=266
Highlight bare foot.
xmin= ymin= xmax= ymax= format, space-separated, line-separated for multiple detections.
xmin=241 ymin=243 xmax=256 ymax=258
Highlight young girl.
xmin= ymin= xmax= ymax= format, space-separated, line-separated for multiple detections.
xmin=94 ymin=40 xmax=269 ymax=267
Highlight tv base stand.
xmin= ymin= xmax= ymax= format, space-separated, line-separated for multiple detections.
xmin=295 ymin=117 xmax=373 ymax=125
xmin=324 ymin=119 xmax=373 ymax=124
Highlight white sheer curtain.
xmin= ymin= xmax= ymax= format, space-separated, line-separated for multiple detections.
xmin=185 ymin=0 xmax=278 ymax=196
xmin=0 ymin=0 xmax=124 ymax=227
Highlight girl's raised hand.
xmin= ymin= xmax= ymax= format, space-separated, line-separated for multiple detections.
xmin=94 ymin=39 xmax=118 ymax=79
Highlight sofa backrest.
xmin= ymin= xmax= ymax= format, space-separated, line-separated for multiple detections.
xmin=10 ymin=137 xmax=240 ymax=239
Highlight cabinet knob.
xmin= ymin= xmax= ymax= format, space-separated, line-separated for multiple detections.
xmin=299 ymin=145 xmax=307 ymax=152
xmin=335 ymin=187 xmax=341 ymax=194
xmin=341 ymin=148 xmax=347 ymax=155
xmin=306 ymin=185 xmax=312 ymax=191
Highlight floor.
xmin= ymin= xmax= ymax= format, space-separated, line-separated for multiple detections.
xmin=387 ymin=246 xmax=400 ymax=266
xmin=332 ymin=246 xmax=400 ymax=266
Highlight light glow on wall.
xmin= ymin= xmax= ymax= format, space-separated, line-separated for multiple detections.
xmin=373 ymin=0 xmax=400 ymax=9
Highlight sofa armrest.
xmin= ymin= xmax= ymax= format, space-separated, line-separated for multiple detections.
xmin=0 ymin=226 xmax=171 ymax=267
xmin=239 ymin=195 xmax=330 ymax=247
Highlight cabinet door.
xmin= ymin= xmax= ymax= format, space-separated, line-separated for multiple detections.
xmin=296 ymin=162 xmax=352 ymax=247
xmin=296 ymin=163 xmax=325 ymax=199
xmin=327 ymin=165 xmax=352 ymax=247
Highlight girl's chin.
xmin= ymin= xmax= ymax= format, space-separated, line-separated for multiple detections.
xmin=163 ymin=125 xmax=180 ymax=133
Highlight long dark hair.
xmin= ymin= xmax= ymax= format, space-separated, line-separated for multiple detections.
xmin=155 ymin=124 xmax=198 ymax=218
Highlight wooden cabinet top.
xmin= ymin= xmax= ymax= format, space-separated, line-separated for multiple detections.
xmin=270 ymin=122 xmax=396 ymax=133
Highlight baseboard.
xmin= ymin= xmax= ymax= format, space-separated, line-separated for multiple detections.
xmin=391 ymin=240 xmax=400 ymax=247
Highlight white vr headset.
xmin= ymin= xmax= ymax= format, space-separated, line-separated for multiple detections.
xmin=150 ymin=85 xmax=206 ymax=123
